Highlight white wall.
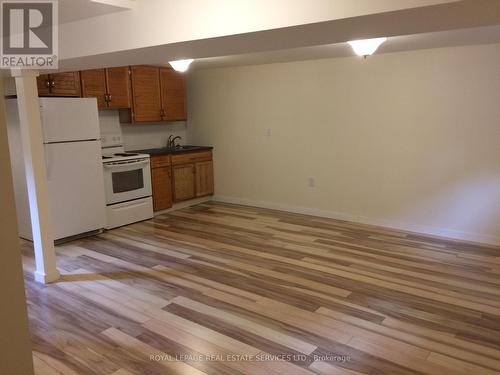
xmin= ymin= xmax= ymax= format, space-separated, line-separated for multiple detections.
xmin=98 ymin=110 xmax=187 ymax=151
xmin=187 ymin=43 xmax=500 ymax=245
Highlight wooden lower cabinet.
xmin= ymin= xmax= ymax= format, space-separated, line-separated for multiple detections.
xmin=151 ymin=165 xmax=173 ymax=211
xmin=151 ymin=150 xmax=214 ymax=210
xmin=195 ymin=160 xmax=214 ymax=197
xmin=173 ymin=164 xmax=196 ymax=202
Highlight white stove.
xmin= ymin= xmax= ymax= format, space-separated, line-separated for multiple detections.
xmin=101 ymin=134 xmax=153 ymax=229
xmin=102 ymin=146 xmax=151 ymax=163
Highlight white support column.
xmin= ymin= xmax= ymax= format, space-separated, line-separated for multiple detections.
xmin=0 ymin=75 xmax=35 ymax=375
xmin=11 ymin=69 xmax=59 ymax=284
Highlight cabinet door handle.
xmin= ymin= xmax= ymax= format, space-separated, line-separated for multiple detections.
xmin=108 ymin=94 xmax=112 ymax=102
xmin=50 ymin=81 xmax=55 ymax=87
xmin=45 ymin=80 xmax=50 ymax=88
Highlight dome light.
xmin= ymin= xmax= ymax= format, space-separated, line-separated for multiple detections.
xmin=347 ymin=37 xmax=387 ymax=58
xmin=169 ymin=59 xmax=194 ymax=72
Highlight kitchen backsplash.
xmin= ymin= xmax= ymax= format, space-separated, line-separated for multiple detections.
xmin=98 ymin=110 xmax=188 ymax=151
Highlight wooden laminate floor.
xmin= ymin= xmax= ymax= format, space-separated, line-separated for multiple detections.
xmin=22 ymin=202 xmax=500 ymax=375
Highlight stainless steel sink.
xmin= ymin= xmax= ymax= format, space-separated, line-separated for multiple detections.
xmin=173 ymin=145 xmax=202 ymax=151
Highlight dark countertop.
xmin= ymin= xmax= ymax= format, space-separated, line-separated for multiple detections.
xmin=130 ymin=145 xmax=213 ymax=156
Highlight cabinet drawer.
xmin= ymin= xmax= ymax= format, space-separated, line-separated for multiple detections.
xmin=150 ymin=155 xmax=171 ymax=168
xmin=171 ymin=151 xmax=212 ymax=166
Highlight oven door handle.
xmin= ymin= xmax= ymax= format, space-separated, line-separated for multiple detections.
xmin=104 ymin=159 xmax=150 ymax=169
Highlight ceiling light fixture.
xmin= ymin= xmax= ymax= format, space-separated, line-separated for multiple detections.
xmin=347 ymin=37 xmax=387 ymax=58
xmin=169 ymin=59 xmax=194 ymax=72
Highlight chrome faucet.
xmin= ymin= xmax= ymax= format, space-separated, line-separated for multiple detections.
xmin=167 ymin=135 xmax=182 ymax=149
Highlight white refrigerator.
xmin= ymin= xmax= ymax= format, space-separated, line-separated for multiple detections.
xmin=6 ymin=97 xmax=106 ymax=241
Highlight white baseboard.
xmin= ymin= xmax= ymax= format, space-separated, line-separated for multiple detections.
xmin=213 ymin=195 xmax=500 ymax=247
xmin=154 ymin=196 xmax=213 ymax=216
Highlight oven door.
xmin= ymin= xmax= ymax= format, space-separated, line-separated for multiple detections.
xmin=103 ymin=158 xmax=152 ymax=205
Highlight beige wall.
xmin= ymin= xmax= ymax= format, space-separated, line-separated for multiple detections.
xmin=187 ymin=43 xmax=500 ymax=244
xmin=0 ymin=79 xmax=34 ymax=374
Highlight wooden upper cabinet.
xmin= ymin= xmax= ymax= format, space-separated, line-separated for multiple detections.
xmin=49 ymin=72 xmax=81 ymax=96
xmin=81 ymin=69 xmax=107 ymax=108
xmin=37 ymin=72 xmax=81 ymax=97
xmin=130 ymin=66 xmax=161 ymax=122
xmin=37 ymin=74 xmax=50 ymax=96
xmin=106 ymin=67 xmax=131 ymax=109
xmin=81 ymin=67 xmax=131 ymax=109
xmin=195 ymin=160 xmax=214 ymax=197
xmin=159 ymin=67 xmax=187 ymax=121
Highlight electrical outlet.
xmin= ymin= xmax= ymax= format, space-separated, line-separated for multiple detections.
xmin=308 ymin=177 xmax=315 ymax=188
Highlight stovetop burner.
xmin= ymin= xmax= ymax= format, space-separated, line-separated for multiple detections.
xmin=101 ymin=148 xmax=150 ymax=163
xmin=114 ymin=152 xmax=139 ymax=157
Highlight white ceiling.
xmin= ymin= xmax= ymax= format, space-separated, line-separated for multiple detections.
xmin=191 ymin=25 xmax=500 ymax=70
xmin=59 ymin=0 xmax=134 ymax=23
xmin=55 ymin=0 xmax=500 ymax=72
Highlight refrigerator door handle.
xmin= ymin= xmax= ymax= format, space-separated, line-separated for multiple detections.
xmin=44 ymin=146 xmax=50 ymax=180
xmin=39 ymin=105 xmax=48 ymax=143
